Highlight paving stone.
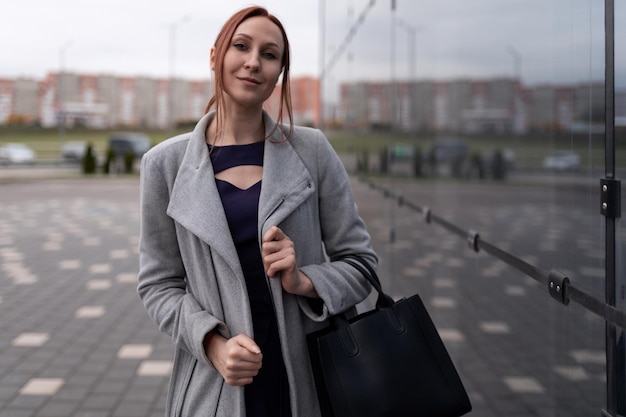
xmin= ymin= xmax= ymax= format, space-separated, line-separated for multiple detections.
xmin=35 ymin=400 xmax=79 ymax=417
xmin=11 ymin=333 xmax=49 ymax=347
xmin=0 ymin=178 xmax=614 ymax=417
xmin=19 ymin=378 xmax=65 ymax=396
xmin=81 ymin=394 xmax=121 ymax=409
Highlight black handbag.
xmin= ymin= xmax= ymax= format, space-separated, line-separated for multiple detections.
xmin=307 ymin=256 xmax=472 ymax=417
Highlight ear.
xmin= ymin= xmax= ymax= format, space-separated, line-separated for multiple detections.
xmin=210 ymin=47 xmax=216 ymax=71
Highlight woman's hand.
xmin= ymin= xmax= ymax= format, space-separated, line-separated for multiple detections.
xmin=204 ymin=333 xmax=262 ymax=386
xmin=262 ymin=226 xmax=318 ymax=298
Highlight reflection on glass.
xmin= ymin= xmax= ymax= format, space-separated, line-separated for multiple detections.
xmin=323 ymin=1 xmax=623 ymax=416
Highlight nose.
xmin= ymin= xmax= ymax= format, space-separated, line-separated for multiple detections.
xmin=244 ymin=52 xmax=260 ymax=71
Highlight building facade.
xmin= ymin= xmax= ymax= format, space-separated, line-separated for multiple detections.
xmin=0 ymin=72 xmax=321 ymax=131
xmin=2 ymin=71 xmax=616 ymax=134
xmin=340 ymin=78 xmax=611 ymax=135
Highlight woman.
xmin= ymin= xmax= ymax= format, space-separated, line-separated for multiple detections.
xmin=137 ymin=6 xmax=377 ymax=417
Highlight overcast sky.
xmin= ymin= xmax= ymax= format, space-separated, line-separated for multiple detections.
xmin=1 ymin=0 xmax=624 ymax=91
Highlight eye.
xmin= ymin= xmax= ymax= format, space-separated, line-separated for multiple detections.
xmin=233 ymin=42 xmax=247 ymax=51
xmin=262 ymin=51 xmax=278 ymax=60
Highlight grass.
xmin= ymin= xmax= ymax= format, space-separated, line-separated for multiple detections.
xmin=324 ymin=129 xmax=622 ymax=169
xmin=0 ymin=127 xmax=177 ymax=160
xmin=1 ymin=125 xmax=623 ymax=169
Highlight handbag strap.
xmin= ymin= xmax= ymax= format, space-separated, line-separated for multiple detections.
xmin=341 ymin=255 xmax=395 ymax=308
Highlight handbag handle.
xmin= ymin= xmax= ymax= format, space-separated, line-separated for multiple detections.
xmin=341 ymin=256 xmax=395 ymax=308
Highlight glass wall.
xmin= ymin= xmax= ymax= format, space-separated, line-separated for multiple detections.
xmin=322 ymin=1 xmax=625 ymax=415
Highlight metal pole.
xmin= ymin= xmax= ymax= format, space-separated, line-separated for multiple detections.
xmin=58 ymin=41 xmax=71 ymax=144
xmin=507 ymin=46 xmax=521 ymax=81
xmin=169 ymin=15 xmax=189 ymax=131
xmin=603 ymin=1 xmax=624 ymax=416
xmin=318 ymin=0 xmax=325 ymax=129
xmin=390 ymin=0 xmax=396 ymax=130
xmin=397 ymin=18 xmax=417 ymax=81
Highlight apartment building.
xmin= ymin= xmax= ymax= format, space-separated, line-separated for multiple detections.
xmin=1 ymin=72 xmax=320 ymax=130
xmin=35 ymin=73 xmax=213 ymax=130
xmin=0 ymin=78 xmax=39 ymax=125
xmin=2 ymin=71 xmax=614 ymax=134
xmin=264 ymin=76 xmax=320 ymax=127
xmin=340 ymin=78 xmax=610 ymax=135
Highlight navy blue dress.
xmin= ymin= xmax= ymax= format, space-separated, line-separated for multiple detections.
xmin=210 ymin=141 xmax=292 ymax=417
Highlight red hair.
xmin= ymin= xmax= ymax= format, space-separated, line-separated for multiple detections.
xmin=205 ymin=6 xmax=294 ymax=141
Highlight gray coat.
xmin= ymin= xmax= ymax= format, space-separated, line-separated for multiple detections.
xmin=137 ymin=111 xmax=377 ymax=417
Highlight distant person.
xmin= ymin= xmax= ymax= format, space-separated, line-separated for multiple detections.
xmin=137 ymin=5 xmax=377 ymax=417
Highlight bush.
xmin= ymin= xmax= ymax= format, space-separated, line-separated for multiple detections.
xmin=412 ymin=146 xmax=422 ymax=177
xmin=124 ymin=153 xmax=134 ymax=174
xmin=103 ymin=149 xmax=116 ymax=174
xmin=356 ymin=149 xmax=370 ymax=173
xmin=471 ymin=152 xmax=485 ymax=179
xmin=379 ymin=146 xmax=389 ymax=174
xmin=81 ymin=143 xmax=97 ymax=174
xmin=492 ymin=148 xmax=507 ymax=180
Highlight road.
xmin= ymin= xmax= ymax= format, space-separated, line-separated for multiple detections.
xmin=0 ymin=173 xmax=619 ymax=416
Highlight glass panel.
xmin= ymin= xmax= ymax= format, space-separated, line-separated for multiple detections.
xmin=324 ymin=0 xmax=624 ymax=415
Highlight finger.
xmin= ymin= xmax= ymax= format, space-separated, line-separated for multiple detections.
xmin=266 ymin=257 xmax=294 ymax=278
xmin=262 ymin=226 xmax=286 ymax=243
xmin=233 ymin=334 xmax=262 ymax=355
xmin=262 ymin=238 xmax=294 ymax=258
xmin=223 ymin=365 xmax=260 ymax=386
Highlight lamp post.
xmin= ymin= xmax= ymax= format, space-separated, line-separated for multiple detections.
xmin=396 ymin=18 xmax=422 ymax=133
xmin=391 ymin=0 xmax=397 ymax=130
xmin=318 ymin=0 xmax=325 ymax=129
xmin=168 ymin=15 xmax=190 ymax=131
xmin=397 ymin=19 xmax=422 ymax=81
xmin=58 ymin=40 xmax=72 ymax=143
xmin=507 ymin=46 xmax=521 ymax=81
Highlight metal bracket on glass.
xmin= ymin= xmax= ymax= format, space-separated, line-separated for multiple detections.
xmin=467 ymin=230 xmax=480 ymax=253
xmin=422 ymin=206 xmax=431 ymax=224
xmin=548 ymin=270 xmax=570 ymax=305
xmin=600 ymin=178 xmax=621 ymax=219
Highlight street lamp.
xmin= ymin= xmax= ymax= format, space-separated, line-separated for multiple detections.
xmin=507 ymin=46 xmax=522 ymax=81
xmin=168 ymin=15 xmax=190 ymax=131
xmin=397 ymin=19 xmax=422 ymax=81
xmin=58 ymin=40 xmax=72 ymax=142
xmin=318 ymin=0 xmax=325 ymax=129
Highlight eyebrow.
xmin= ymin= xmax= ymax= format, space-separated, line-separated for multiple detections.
xmin=232 ymin=33 xmax=282 ymax=50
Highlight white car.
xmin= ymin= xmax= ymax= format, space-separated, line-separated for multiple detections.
xmin=61 ymin=141 xmax=88 ymax=161
xmin=0 ymin=143 xmax=36 ymax=165
xmin=542 ymin=150 xmax=581 ymax=171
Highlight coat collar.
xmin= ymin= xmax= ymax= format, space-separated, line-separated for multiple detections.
xmin=167 ymin=111 xmax=314 ymax=274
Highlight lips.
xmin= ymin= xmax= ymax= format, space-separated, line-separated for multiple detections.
xmin=238 ymin=76 xmax=262 ymax=85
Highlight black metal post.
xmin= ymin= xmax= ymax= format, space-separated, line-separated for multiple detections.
xmin=603 ymin=1 xmax=624 ymax=416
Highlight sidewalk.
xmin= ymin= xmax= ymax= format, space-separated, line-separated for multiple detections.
xmin=0 ymin=165 xmax=81 ymax=184
xmin=0 ymin=174 xmax=608 ymax=416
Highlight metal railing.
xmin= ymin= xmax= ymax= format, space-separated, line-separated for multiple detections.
xmin=357 ymin=177 xmax=625 ymax=330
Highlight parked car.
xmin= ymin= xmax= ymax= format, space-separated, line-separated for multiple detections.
xmin=107 ymin=132 xmax=151 ymax=159
xmin=422 ymin=137 xmax=471 ymax=178
xmin=60 ymin=141 xmax=88 ymax=161
xmin=0 ymin=143 xmax=36 ymax=165
xmin=542 ymin=150 xmax=581 ymax=171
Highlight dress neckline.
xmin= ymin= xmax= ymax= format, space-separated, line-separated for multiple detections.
xmin=209 ymin=140 xmax=265 ymax=150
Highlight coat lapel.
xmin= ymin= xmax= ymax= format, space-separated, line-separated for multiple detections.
xmin=166 ymin=111 xmax=315 ymax=276
xmin=167 ymin=113 xmax=241 ymax=275
xmin=259 ymin=113 xmax=315 ymax=235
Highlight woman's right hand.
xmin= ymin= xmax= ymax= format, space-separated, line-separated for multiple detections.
xmin=204 ymin=333 xmax=263 ymax=386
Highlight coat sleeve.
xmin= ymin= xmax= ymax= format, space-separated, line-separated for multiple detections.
xmin=137 ymin=153 xmax=225 ymax=365
xmin=297 ymin=130 xmax=378 ymax=319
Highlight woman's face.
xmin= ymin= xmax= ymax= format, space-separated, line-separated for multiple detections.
xmin=215 ymin=16 xmax=285 ymax=110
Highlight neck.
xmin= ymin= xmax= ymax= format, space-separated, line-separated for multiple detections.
xmin=208 ymin=106 xmax=265 ymax=146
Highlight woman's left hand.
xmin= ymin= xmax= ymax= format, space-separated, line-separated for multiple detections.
xmin=262 ymin=226 xmax=318 ymax=298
